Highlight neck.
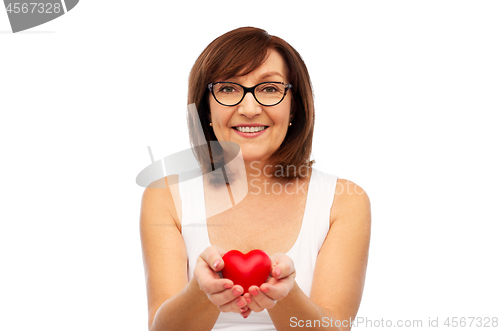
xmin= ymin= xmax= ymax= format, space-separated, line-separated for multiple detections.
xmin=223 ymin=157 xmax=309 ymax=197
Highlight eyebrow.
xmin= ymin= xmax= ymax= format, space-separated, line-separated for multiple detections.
xmin=258 ymin=71 xmax=284 ymax=80
xmin=224 ymin=71 xmax=284 ymax=82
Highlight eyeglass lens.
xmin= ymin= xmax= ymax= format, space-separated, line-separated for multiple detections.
xmin=212 ymin=82 xmax=287 ymax=106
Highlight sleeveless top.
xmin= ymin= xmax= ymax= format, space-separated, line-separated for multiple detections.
xmin=178 ymin=167 xmax=338 ymax=331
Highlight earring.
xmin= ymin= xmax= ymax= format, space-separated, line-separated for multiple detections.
xmin=289 ymin=122 xmax=292 ymax=126
xmin=209 ymin=122 xmax=213 ymax=127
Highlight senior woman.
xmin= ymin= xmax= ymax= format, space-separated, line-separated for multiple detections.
xmin=140 ymin=27 xmax=371 ymax=331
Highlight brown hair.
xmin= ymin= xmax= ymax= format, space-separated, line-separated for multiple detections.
xmin=187 ymin=27 xmax=315 ymax=182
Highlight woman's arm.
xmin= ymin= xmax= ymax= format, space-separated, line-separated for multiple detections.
xmin=307 ymin=179 xmax=371 ymax=328
xmin=140 ymin=176 xmax=252 ymax=330
xmin=244 ymin=179 xmax=371 ymax=331
xmin=140 ymin=177 xmax=220 ymax=331
xmin=150 ymin=278 xmax=221 ymax=331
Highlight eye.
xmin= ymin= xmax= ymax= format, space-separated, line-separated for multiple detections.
xmin=217 ymin=84 xmax=238 ymax=93
xmin=259 ymin=84 xmax=282 ymax=94
xmin=221 ymin=86 xmax=235 ymax=93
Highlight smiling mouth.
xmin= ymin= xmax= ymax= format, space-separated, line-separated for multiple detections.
xmin=232 ymin=126 xmax=269 ymax=133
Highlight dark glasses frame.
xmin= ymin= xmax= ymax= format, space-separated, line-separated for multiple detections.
xmin=207 ymin=81 xmax=293 ymax=107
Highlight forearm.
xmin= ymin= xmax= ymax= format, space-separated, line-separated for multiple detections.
xmin=150 ymin=278 xmax=220 ymax=331
xmin=267 ymin=281 xmax=342 ymax=331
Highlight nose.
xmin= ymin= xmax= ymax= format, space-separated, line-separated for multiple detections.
xmin=237 ymin=92 xmax=262 ymax=118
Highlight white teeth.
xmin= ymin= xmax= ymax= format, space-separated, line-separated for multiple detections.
xmin=235 ymin=126 xmax=266 ymax=133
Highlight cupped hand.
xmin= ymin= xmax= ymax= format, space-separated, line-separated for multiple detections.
xmin=193 ymin=246 xmax=251 ymax=316
xmin=241 ymin=252 xmax=296 ymax=313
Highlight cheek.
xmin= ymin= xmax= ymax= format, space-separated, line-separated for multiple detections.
xmin=273 ymin=103 xmax=292 ymax=124
xmin=209 ymin=101 xmax=225 ymax=124
xmin=208 ymin=99 xmax=216 ymax=121
xmin=208 ymin=104 xmax=233 ymax=141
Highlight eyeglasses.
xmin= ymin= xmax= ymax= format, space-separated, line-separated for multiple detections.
xmin=208 ymin=81 xmax=292 ymax=107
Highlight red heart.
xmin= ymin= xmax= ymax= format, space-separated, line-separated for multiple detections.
xmin=221 ymin=249 xmax=272 ymax=294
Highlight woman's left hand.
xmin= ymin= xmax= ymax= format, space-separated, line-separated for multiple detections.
xmin=241 ymin=252 xmax=296 ymax=315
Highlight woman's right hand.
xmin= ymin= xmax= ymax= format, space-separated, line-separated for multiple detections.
xmin=193 ymin=246 xmax=252 ymax=317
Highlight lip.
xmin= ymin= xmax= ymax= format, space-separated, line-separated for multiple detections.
xmin=232 ymin=126 xmax=269 ymax=138
xmin=232 ymin=123 xmax=269 ymax=127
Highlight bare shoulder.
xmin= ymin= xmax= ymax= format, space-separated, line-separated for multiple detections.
xmin=330 ymin=178 xmax=371 ymax=227
xmin=141 ymin=174 xmax=182 ymax=231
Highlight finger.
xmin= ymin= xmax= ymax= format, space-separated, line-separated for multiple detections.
xmin=248 ymin=285 xmax=276 ymax=310
xmin=240 ymin=308 xmax=252 ymax=319
xmin=242 ymin=292 xmax=256 ymax=310
xmin=200 ymin=246 xmax=226 ymax=272
xmin=270 ymin=254 xmax=295 ymax=280
xmin=205 ymin=279 xmax=235 ymax=295
xmin=196 ymin=264 xmax=234 ymax=294
xmin=272 ymin=265 xmax=295 ymax=280
xmin=209 ymin=285 xmax=244 ymax=306
xmin=245 ymin=295 xmax=264 ymax=312
xmin=218 ymin=295 xmax=248 ymax=313
xmin=244 ymin=292 xmax=264 ymax=313
xmin=259 ymin=282 xmax=283 ymax=301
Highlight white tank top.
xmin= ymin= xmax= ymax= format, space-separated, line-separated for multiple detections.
xmin=178 ymin=167 xmax=338 ymax=331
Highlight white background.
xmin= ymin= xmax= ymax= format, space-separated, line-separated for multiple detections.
xmin=1 ymin=1 xmax=499 ymax=330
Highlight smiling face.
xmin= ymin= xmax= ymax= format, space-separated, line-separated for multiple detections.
xmin=209 ymin=49 xmax=293 ymax=165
